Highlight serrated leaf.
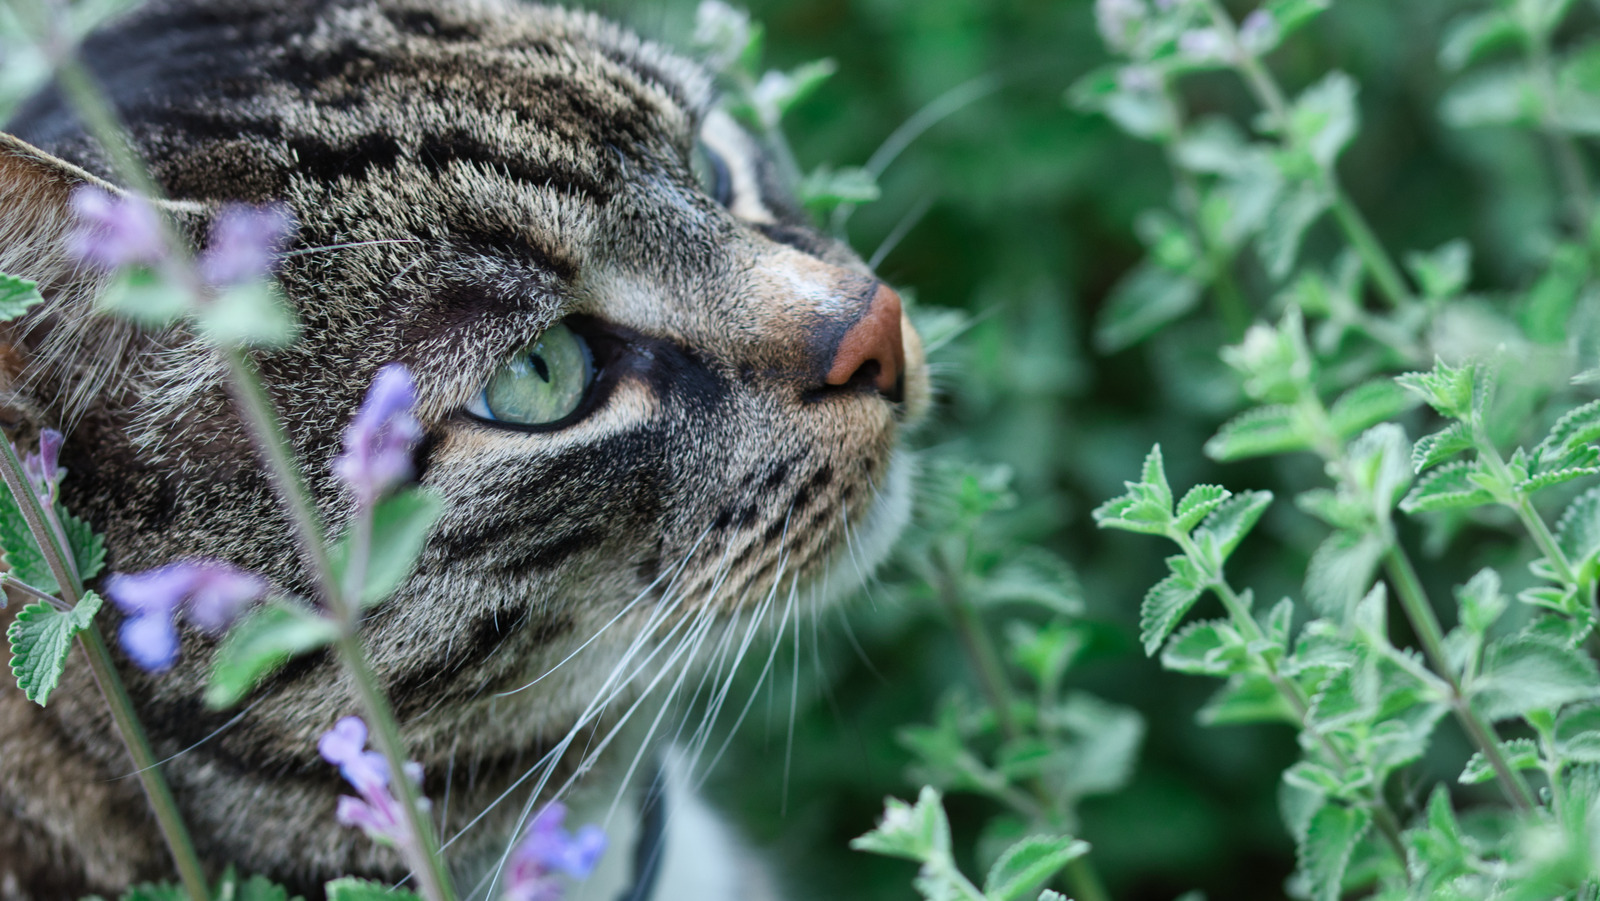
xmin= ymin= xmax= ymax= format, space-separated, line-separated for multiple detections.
xmin=1457 ymin=568 xmax=1507 ymax=636
xmin=1094 ymin=261 xmax=1203 ymax=352
xmin=328 ymin=488 xmax=443 ymax=608
xmin=1161 ymin=619 xmax=1246 ymax=676
xmin=1091 ymin=445 xmax=1173 ymax=534
xmin=1474 ymin=633 xmax=1600 ymax=721
xmin=1328 ymin=380 xmax=1419 ymax=438
xmin=1411 ymin=423 xmax=1473 ymax=472
xmin=1304 ymin=530 xmax=1383 ymax=619
xmin=323 ymin=878 xmax=424 ymax=901
xmin=1347 ymin=424 xmax=1413 ymax=510
xmin=1399 ymin=461 xmax=1496 ymax=513
xmin=1283 ymin=761 xmax=1344 ymax=795
xmin=1396 ymin=360 xmax=1474 ymax=420
xmin=1439 ymin=10 xmax=1520 ymax=71
xmin=1257 ymin=177 xmax=1332 ymax=279
xmin=1298 ymin=804 xmax=1371 ymax=901
xmin=1048 ymin=692 xmax=1145 ymax=797
xmin=977 ymin=548 xmax=1084 ymax=615
xmin=7 ymin=591 xmax=100 ymax=706
xmin=1193 ymin=491 xmax=1273 ymax=568
xmin=1175 ymin=485 xmax=1231 ymax=532
xmin=1441 ymin=66 xmax=1538 ymax=129
xmin=982 ymin=835 xmax=1089 ymax=901
xmin=1295 ymin=489 xmax=1367 ymax=531
xmin=0 ymin=273 xmax=44 ymax=321
xmin=851 ymin=786 xmax=952 ymax=862
xmin=1458 ymin=738 xmax=1541 ymax=784
xmin=1307 ymin=664 xmax=1372 ymax=731
xmin=204 ymin=601 xmax=339 ymax=709
xmin=1204 ymin=405 xmax=1310 ymax=461
xmin=59 ymin=505 xmax=105 ymax=582
xmin=0 ymin=481 xmax=60 ymax=594
xmin=1519 ymin=465 xmax=1600 ymax=493
xmin=1538 ymin=398 xmax=1600 ymax=459
xmin=1141 ymin=572 xmax=1206 ymax=657
xmin=1200 ymin=672 xmax=1295 ymax=724
xmin=1288 ymin=72 xmax=1357 ymax=168
xmin=119 ymin=883 xmax=188 ymax=901
xmin=1403 ymin=240 xmax=1471 ymax=300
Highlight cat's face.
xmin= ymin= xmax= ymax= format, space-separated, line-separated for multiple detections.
xmin=0 ymin=0 xmax=925 ymax=890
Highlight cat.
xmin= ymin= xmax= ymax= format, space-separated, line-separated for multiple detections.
xmin=0 ymin=1 xmax=928 ymax=898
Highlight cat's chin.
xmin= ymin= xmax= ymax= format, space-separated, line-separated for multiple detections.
xmin=794 ymin=446 xmax=917 ymax=612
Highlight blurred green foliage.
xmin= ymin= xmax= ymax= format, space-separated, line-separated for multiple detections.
xmin=607 ymin=1 xmax=1600 ymax=899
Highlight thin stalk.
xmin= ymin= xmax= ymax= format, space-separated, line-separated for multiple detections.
xmin=932 ymin=550 xmax=1111 ymax=901
xmin=1200 ymin=0 xmax=1416 ymax=310
xmin=1169 ymin=528 xmax=1411 ymax=866
xmin=336 ymin=634 xmax=458 ymax=901
xmin=219 ymin=350 xmax=338 ymax=599
xmin=1 ymin=573 xmax=71 ymax=609
xmin=0 ymin=440 xmax=210 ymax=901
xmin=1160 ymin=84 xmax=1250 ymax=339
xmin=1472 ymin=421 xmax=1579 ymax=586
xmin=1382 ymin=547 xmax=1538 ymax=810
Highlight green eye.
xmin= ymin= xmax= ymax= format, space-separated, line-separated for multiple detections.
xmin=468 ymin=321 xmax=595 ymax=427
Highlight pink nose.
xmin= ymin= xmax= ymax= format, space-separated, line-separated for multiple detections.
xmin=824 ymin=282 xmax=905 ymax=399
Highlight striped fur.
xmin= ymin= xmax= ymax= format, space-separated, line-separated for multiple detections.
xmin=0 ymin=1 xmax=928 ymax=898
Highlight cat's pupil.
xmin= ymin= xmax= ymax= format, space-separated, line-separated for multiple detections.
xmin=529 ymin=353 xmax=550 ymax=383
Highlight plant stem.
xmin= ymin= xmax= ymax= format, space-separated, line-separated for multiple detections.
xmin=0 ymin=439 xmax=210 ymax=901
xmin=220 ymin=350 xmax=339 ymax=599
xmin=1200 ymin=0 xmax=1416 ymax=310
xmin=336 ymin=633 xmax=458 ymax=901
xmin=1381 ymin=546 xmax=1538 ymax=810
xmin=1160 ymin=85 xmax=1251 ymax=339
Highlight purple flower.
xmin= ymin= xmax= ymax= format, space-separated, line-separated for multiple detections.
xmin=21 ymin=429 xmax=63 ymax=503
xmin=67 ymin=186 xmax=167 ymax=270
xmin=105 ymin=561 xmax=267 ymax=672
xmin=198 ymin=204 xmax=296 ymax=286
xmin=332 ymin=364 xmax=424 ymax=507
xmin=1237 ymin=9 xmax=1278 ymax=54
xmin=319 ymin=715 xmax=427 ymax=848
xmin=504 ymin=802 xmax=608 ymax=901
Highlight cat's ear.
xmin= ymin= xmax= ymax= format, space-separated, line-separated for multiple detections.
xmin=0 ymin=131 xmax=119 ymax=290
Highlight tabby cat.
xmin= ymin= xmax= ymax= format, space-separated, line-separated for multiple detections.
xmin=0 ymin=1 xmax=928 ymax=898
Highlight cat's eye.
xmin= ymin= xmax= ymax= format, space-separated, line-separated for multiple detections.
xmin=467 ymin=321 xmax=596 ymax=428
xmin=691 ymin=141 xmax=733 ymax=207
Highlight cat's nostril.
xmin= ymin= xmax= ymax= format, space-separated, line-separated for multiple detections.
xmin=824 ymin=282 xmax=905 ymax=401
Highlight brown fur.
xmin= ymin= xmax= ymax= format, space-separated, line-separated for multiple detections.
xmin=0 ymin=1 xmax=927 ymax=897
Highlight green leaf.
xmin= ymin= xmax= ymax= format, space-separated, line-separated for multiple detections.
xmin=851 ymin=786 xmax=953 ymax=862
xmin=1522 ymin=244 xmax=1588 ymax=343
xmin=1304 ymin=529 xmax=1383 ymax=619
xmin=1396 ymin=360 xmax=1475 ymax=420
xmin=1440 ymin=66 xmax=1539 ymax=129
xmin=1439 ymin=10 xmax=1520 ymax=71
xmin=1456 ymin=568 xmax=1508 ymax=637
xmin=0 ymin=480 xmax=60 ymax=594
xmin=1458 ymin=738 xmax=1541 ymax=784
xmin=798 ymin=164 xmax=880 ymax=214
xmin=1093 ymin=261 xmax=1203 ymax=352
xmin=1555 ymin=705 xmax=1600 ymax=761
xmin=59 ymin=506 xmax=106 ymax=582
xmin=96 ymin=267 xmax=191 ymax=328
xmin=7 ymin=591 xmax=101 ymax=706
xmin=328 ymin=488 xmax=443 ymax=608
xmin=1161 ymin=619 xmax=1246 ymax=676
xmin=1474 ymin=632 xmax=1600 ymax=721
xmin=1257 ymin=177 xmax=1332 ymax=279
xmin=982 ymin=835 xmax=1089 ymax=901
xmin=1328 ymin=380 xmax=1419 ymax=439
xmin=1297 ymin=804 xmax=1371 ymax=901
xmin=1411 ymin=423 xmax=1473 ymax=472
xmin=204 ymin=601 xmax=339 ymax=709
xmin=1263 ymin=0 xmax=1331 ymax=37
xmin=1399 ymin=461 xmax=1496 ymax=513
xmin=1537 ymin=399 xmax=1600 ymax=462
xmin=1402 ymin=240 xmax=1471 ymax=299
xmin=976 ymin=549 xmax=1083 ymax=615
xmin=1192 ymin=491 xmax=1273 ymax=567
xmin=1295 ymin=488 xmax=1367 ymax=531
xmin=119 ymin=883 xmax=188 ymax=901
xmin=323 ymin=878 xmax=424 ymax=901
xmin=1091 ymin=445 xmax=1174 ymax=535
xmin=1288 ymin=72 xmax=1358 ymax=168
xmin=1346 ymin=424 xmax=1413 ymax=510
xmin=1556 ymin=487 xmax=1600 ymax=571
xmin=1174 ymin=485 xmax=1231 ymax=533
xmin=1140 ymin=571 xmax=1206 ymax=657
xmin=1204 ymin=405 xmax=1310 ymax=461
xmin=196 ymin=281 xmax=300 ymax=348
xmin=0 ymin=272 xmax=44 ymax=321
xmin=1200 ymin=672 xmax=1295 ymax=725
xmin=1048 ymin=692 xmax=1145 ymax=797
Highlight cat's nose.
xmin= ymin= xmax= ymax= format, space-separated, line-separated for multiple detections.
xmin=820 ymin=281 xmax=905 ymax=402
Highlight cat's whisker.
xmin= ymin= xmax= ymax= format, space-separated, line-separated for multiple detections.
xmin=106 ymin=700 xmax=260 ymax=780
xmin=684 ymin=560 xmax=786 ymax=791
xmin=868 ymin=192 xmax=936 ymax=271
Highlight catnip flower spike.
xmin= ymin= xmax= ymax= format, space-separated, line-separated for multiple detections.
xmin=504 ymin=801 xmax=607 ymax=901
xmin=105 ymin=561 xmax=267 ymax=672
xmin=319 ymin=715 xmax=427 ymax=848
xmin=333 ymin=363 xmax=424 ymax=507
xmin=67 ymin=186 xmax=167 ymax=270
xmin=198 ymin=203 xmax=295 ymax=286
xmin=21 ymin=428 xmax=63 ymax=503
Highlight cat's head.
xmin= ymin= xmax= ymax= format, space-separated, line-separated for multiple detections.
xmin=0 ymin=0 xmax=927 ymax=771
